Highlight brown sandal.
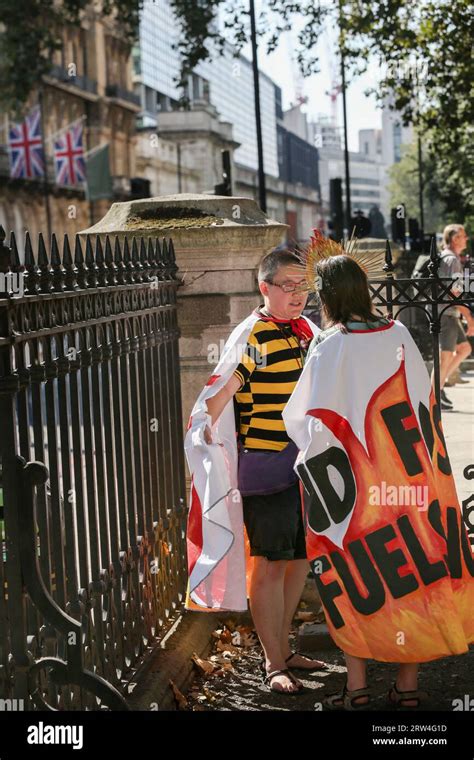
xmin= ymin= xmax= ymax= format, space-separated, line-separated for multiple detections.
xmin=325 ymin=682 xmax=371 ymax=710
xmin=264 ymin=668 xmax=307 ymax=696
xmin=388 ymin=683 xmax=425 ymax=709
xmin=285 ymin=651 xmax=329 ymax=672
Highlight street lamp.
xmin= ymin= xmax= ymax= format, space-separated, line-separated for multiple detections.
xmin=249 ymin=0 xmax=267 ymax=213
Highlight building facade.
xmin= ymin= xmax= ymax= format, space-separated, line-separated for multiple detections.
xmin=0 ymin=7 xmax=140 ymax=241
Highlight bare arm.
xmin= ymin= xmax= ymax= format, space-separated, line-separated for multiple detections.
xmin=204 ymin=374 xmax=242 ymax=443
xmin=447 ymin=264 xmax=474 ymax=334
xmin=458 ymin=304 xmax=474 ymax=335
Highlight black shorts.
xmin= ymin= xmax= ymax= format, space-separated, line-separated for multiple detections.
xmin=242 ymin=482 xmax=307 ymax=561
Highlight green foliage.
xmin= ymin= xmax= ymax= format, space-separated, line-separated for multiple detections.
xmin=388 ymin=140 xmax=446 ymax=234
xmin=168 ymin=0 xmax=473 ymax=219
xmin=341 ymin=0 xmax=474 ymax=220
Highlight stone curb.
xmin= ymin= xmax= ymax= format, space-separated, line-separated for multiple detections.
xmin=127 ymin=608 xmax=252 ymax=711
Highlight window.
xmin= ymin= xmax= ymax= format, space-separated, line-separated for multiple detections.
xmin=393 ymin=121 xmax=402 ymax=163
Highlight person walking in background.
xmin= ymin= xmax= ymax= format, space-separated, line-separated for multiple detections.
xmin=433 ymin=224 xmax=474 ymax=411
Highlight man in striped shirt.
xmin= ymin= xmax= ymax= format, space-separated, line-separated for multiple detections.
xmin=204 ymin=248 xmax=327 ymax=694
xmin=233 ymin=317 xmax=308 ymax=450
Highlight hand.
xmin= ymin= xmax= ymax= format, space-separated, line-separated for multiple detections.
xmin=204 ymin=425 xmax=213 ymax=444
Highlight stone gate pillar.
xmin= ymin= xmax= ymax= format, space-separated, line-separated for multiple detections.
xmin=80 ymin=193 xmax=287 ymax=448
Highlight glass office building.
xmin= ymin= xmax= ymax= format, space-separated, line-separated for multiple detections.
xmin=135 ymin=0 xmax=279 ymax=177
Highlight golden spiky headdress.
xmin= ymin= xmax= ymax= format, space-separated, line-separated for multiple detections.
xmin=294 ymin=229 xmax=387 ymax=293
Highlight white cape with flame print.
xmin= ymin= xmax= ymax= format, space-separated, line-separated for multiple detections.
xmin=185 ymin=311 xmax=318 ymax=612
xmin=282 ymin=319 xmax=474 ymax=662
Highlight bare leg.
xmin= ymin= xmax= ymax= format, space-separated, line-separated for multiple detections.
xmin=325 ymin=653 xmax=368 ymax=707
xmin=280 ymin=559 xmax=309 ymax=657
xmin=433 ymin=343 xmax=471 ymax=391
xmin=249 ymin=556 xmax=301 ymax=692
xmin=394 ymin=663 xmax=419 ymax=706
xmin=344 ymin=653 xmax=369 ymax=705
xmin=280 ymin=559 xmax=327 ymax=668
xmin=434 ymin=350 xmax=456 ymax=391
xmin=450 ymin=341 xmax=472 ymax=379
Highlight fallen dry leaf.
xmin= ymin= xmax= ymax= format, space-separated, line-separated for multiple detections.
xmin=295 ymin=611 xmax=318 ymax=622
xmin=191 ymin=652 xmax=216 ymax=675
xmin=169 ymin=679 xmax=188 ymax=710
xmin=235 ymin=625 xmax=255 ymax=635
xmin=202 ymin=687 xmax=217 ymax=703
xmin=240 ymin=631 xmax=258 ymax=648
xmin=214 ymin=666 xmax=233 ymax=677
xmin=215 ymin=640 xmax=242 ymax=656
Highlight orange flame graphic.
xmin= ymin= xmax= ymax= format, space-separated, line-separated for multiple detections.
xmin=302 ymin=359 xmax=474 ymax=662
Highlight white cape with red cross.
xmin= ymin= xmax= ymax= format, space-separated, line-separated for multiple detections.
xmin=184 ymin=312 xmax=318 ymax=611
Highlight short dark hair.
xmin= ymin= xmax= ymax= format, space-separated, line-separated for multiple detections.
xmin=316 ymin=255 xmax=378 ymax=326
xmin=258 ymin=247 xmax=302 ymax=283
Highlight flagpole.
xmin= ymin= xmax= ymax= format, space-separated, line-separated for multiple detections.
xmin=38 ymin=85 xmax=52 ymax=241
xmin=85 ymin=100 xmax=94 ymax=226
xmin=43 ymin=114 xmax=87 ymax=145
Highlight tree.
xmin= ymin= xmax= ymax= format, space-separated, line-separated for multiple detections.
xmin=340 ymin=0 xmax=474 ymax=221
xmin=387 ymin=140 xmax=446 ymax=235
xmin=0 ymin=0 xmax=141 ymax=115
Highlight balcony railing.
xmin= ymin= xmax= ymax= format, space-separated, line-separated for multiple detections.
xmin=105 ymin=84 xmax=141 ymax=107
xmin=49 ymin=65 xmax=98 ymax=95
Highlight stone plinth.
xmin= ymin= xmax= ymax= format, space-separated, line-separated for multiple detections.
xmin=80 ymin=194 xmax=287 ymax=467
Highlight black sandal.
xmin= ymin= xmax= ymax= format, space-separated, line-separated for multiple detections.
xmin=388 ymin=683 xmax=425 ymax=709
xmin=285 ymin=650 xmax=329 ymax=672
xmin=263 ymin=668 xmax=307 ymax=696
xmin=325 ymin=682 xmax=371 ymax=710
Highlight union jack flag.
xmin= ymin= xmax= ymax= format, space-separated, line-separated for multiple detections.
xmin=53 ymin=120 xmax=86 ymax=187
xmin=8 ymin=106 xmax=45 ymax=180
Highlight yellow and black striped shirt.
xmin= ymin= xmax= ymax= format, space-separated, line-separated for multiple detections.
xmin=233 ymin=319 xmax=306 ymax=451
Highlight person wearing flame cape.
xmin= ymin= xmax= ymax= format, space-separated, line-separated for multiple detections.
xmin=283 ymin=233 xmax=474 ymax=709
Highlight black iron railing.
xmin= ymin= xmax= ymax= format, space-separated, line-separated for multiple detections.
xmin=369 ymin=239 xmax=474 ymax=547
xmin=369 ymin=238 xmax=474 ymax=409
xmin=0 ymin=227 xmax=187 ymax=710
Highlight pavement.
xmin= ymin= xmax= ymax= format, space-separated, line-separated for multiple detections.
xmin=441 ymin=371 xmax=474 ymax=510
xmin=183 ymin=634 xmax=474 ymax=712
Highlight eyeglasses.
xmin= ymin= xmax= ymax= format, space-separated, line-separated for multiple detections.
xmin=265 ymin=279 xmax=310 ymax=293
